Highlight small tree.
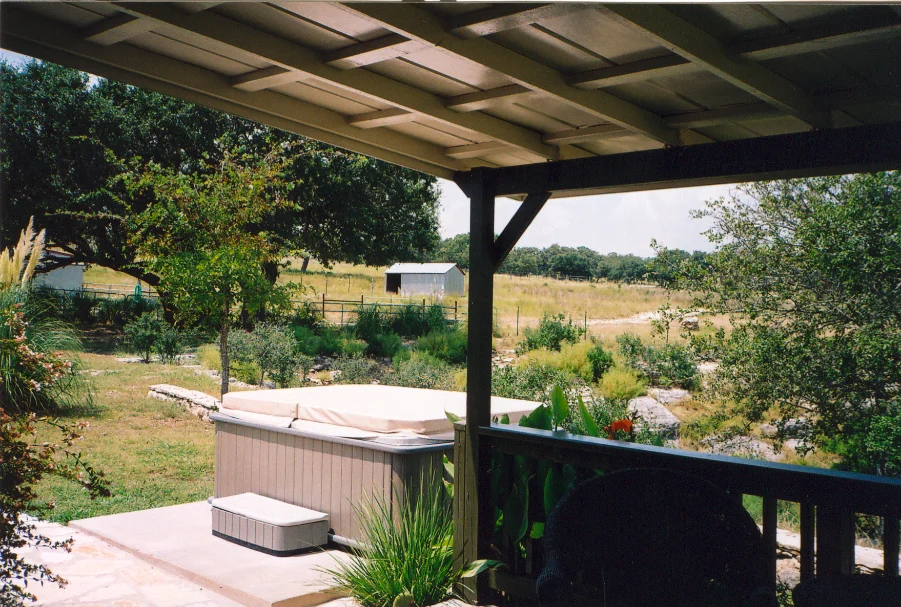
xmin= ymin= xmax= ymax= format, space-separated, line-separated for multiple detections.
xmin=123 ymin=312 xmax=162 ymax=363
xmin=130 ymin=150 xmax=297 ymax=395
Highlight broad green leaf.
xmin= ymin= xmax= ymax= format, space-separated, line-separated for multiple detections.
xmin=442 ymin=454 xmax=454 ymax=478
xmin=578 ymin=394 xmax=600 ymax=437
xmin=503 ymin=481 xmax=529 ymax=544
xmin=459 ymin=559 xmax=505 ymax=578
xmin=520 ymin=404 xmax=552 ymax=430
xmin=499 ymin=413 xmax=510 ymax=424
xmin=544 ymin=465 xmax=568 ymax=517
xmin=530 ymin=522 xmax=545 ymax=539
xmin=445 ymin=410 xmax=462 ymax=424
xmin=550 ymin=385 xmax=568 ymax=429
xmin=442 ymin=478 xmax=454 ymax=500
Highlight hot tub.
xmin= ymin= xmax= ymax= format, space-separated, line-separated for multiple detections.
xmin=212 ymin=385 xmax=537 ymax=545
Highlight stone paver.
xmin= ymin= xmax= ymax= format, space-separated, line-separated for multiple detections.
xmin=19 ymin=519 xmax=242 ymax=607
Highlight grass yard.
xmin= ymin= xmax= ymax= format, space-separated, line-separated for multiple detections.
xmin=34 ymin=352 xmax=226 ymax=523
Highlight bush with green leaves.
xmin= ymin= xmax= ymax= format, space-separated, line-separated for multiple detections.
xmin=491 ymin=363 xmax=572 ymax=403
xmin=228 ymin=323 xmax=305 ymax=387
xmin=333 ymin=355 xmax=384 ymax=385
xmin=354 ymin=305 xmax=387 ymax=343
xmin=516 ymin=312 xmax=585 ymax=354
xmin=615 ymin=333 xmax=698 ymax=390
xmin=389 ymin=353 xmax=455 ymax=391
xmin=124 ymin=312 xmax=163 ymax=363
xmin=388 ymin=303 xmax=449 ymax=338
xmin=322 ymin=478 xmax=454 ymax=607
xmin=153 ymin=325 xmax=185 ymax=364
xmin=94 ymin=296 xmax=159 ymax=327
xmin=586 ymin=344 xmax=614 ymax=382
xmin=414 ymin=329 xmax=467 ymax=365
xmin=598 ymin=366 xmax=647 ymax=401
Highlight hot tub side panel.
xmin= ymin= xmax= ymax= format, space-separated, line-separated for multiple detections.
xmin=215 ymin=419 xmax=451 ymax=541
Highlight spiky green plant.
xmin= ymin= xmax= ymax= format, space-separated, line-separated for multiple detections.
xmin=0 ymin=217 xmax=45 ymax=289
xmin=323 ymin=478 xmax=455 ymax=607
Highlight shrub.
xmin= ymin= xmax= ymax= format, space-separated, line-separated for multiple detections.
xmin=516 ymin=313 xmax=585 ymax=353
xmin=196 ymin=343 xmax=221 ymax=372
xmin=317 ymin=328 xmax=346 ymax=357
xmin=515 ymin=340 xmax=606 ymax=383
xmin=333 ymin=355 xmax=383 ymax=385
xmin=615 ymin=333 xmax=698 ymax=390
xmin=354 ymin=305 xmax=387 ymax=343
xmin=390 ymin=353 xmax=455 ymax=390
xmin=232 ymin=361 xmax=262 ymax=385
xmin=292 ymin=326 xmax=321 ymax=356
xmin=388 ymin=303 xmax=449 ymax=338
xmin=598 ymin=366 xmax=647 ymax=401
xmin=341 ymin=338 xmax=368 ymax=358
xmin=124 ymin=312 xmax=162 ymax=362
xmin=491 ymin=363 xmax=572 ymax=403
xmin=586 ymin=344 xmax=614 ymax=381
xmin=322 ymin=479 xmax=454 ymax=607
xmin=154 ymin=325 xmax=185 ymax=364
xmin=230 ymin=324 xmax=305 ymax=387
xmin=415 ymin=329 xmax=468 ymax=365
xmin=368 ymin=332 xmax=403 ymax=358
xmin=297 ymin=353 xmax=315 ymax=382
xmin=95 ymin=296 xmax=159 ymax=327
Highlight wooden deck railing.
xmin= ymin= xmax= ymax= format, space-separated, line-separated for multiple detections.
xmin=454 ymin=423 xmax=901 ymax=603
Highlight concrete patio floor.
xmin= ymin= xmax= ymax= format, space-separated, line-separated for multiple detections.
xmin=64 ymin=501 xmax=349 ymax=607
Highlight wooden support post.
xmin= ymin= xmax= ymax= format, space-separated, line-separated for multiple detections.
xmin=800 ymin=501 xmax=816 ymax=582
xmin=816 ymin=505 xmax=856 ymax=577
xmin=461 ymin=169 xmax=496 ymax=603
xmin=884 ymin=515 xmax=900 ymax=577
xmin=762 ymin=496 xmax=778 ymax=588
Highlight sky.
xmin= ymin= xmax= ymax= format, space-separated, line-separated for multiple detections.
xmin=3 ymin=48 xmax=735 ymax=256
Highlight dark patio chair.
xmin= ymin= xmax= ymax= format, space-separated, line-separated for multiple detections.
xmin=536 ymin=468 xmax=778 ymax=607
xmin=792 ymin=574 xmax=901 ymax=607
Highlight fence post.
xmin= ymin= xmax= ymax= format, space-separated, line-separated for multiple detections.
xmin=322 ymin=292 xmax=326 ymax=319
xmin=516 ymin=306 xmax=520 ymax=336
xmin=340 ymin=303 xmax=344 ymax=326
xmin=454 ymin=300 xmax=458 ymax=325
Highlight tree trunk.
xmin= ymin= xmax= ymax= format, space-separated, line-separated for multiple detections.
xmin=220 ymin=298 xmax=230 ymax=397
xmin=300 ymin=256 xmax=310 ymax=273
xmin=256 ymin=260 xmax=281 ymax=322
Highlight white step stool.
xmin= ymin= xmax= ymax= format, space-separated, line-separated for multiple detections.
xmin=211 ymin=493 xmax=329 ymax=556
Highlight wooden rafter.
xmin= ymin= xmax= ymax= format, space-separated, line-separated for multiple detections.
xmin=78 ymin=14 xmax=154 ymax=46
xmin=110 ymin=3 xmax=558 ymax=160
xmin=324 ymin=34 xmax=426 ymax=70
xmin=600 ymin=5 xmax=832 ymax=128
xmin=445 ymin=85 xmax=532 ymax=113
xmin=230 ymin=66 xmax=303 ymax=92
xmin=446 ymin=3 xmax=589 ymax=39
xmin=348 ymin=108 xmax=416 ymax=129
xmin=342 ymin=3 xmax=683 ymax=146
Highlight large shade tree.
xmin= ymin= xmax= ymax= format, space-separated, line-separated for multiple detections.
xmin=1 ymin=60 xmax=441 ymax=281
xmin=668 ymin=173 xmax=901 ymax=477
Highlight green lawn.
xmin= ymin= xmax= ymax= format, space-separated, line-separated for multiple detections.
xmin=35 ymin=352 xmax=223 ymax=523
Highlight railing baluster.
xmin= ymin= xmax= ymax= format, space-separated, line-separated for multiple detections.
xmin=762 ymin=496 xmax=778 ymax=588
xmin=884 ymin=515 xmax=899 ymax=577
xmin=800 ymin=501 xmax=815 ymax=582
xmin=817 ymin=505 xmax=855 ymax=577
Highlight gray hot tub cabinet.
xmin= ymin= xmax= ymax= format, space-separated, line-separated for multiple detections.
xmin=212 ymin=413 xmax=451 ymax=544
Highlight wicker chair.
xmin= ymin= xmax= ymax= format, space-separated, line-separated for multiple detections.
xmin=536 ymin=468 xmax=778 ymax=607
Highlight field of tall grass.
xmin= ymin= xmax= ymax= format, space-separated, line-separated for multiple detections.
xmin=84 ymin=258 xmax=695 ymax=339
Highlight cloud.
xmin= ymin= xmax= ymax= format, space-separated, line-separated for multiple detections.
xmin=439 ymin=178 xmax=735 ymax=256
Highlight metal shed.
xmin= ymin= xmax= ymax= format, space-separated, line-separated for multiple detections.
xmin=385 ymin=263 xmax=464 ymax=296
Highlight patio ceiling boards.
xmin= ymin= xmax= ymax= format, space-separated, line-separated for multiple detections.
xmin=2 ymin=2 xmax=901 ymax=188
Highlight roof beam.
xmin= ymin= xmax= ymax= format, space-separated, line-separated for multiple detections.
xmin=447 ymin=4 xmax=589 ymax=39
xmin=348 ymin=108 xmax=416 ymax=129
xmin=600 ymin=5 xmax=832 ymax=128
xmin=230 ymin=66 xmax=304 ymax=92
xmin=342 ymin=3 xmax=682 ymax=146
xmin=542 ymin=124 xmax=629 ymax=145
xmin=445 ymin=85 xmax=532 ymax=112
xmin=111 ymin=3 xmax=558 ymax=160
xmin=78 ymin=14 xmax=154 ymax=46
xmin=663 ymin=104 xmax=783 ymax=129
xmin=0 ymin=5 xmax=462 ymax=179
xmin=446 ymin=142 xmax=508 ymax=160
xmin=324 ymin=34 xmax=426 ymax=70
xmin=731 ymin=12 xmax=901 ymax=61
xmin=480 ymin=122 xmax=901 ymax=197
xmin=571 ymin=12 xmax=901 ymax=90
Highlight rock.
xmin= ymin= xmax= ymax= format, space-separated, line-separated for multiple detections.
xmin=698 ymin=362 xmax=719 ymax=375
xmin=648 ymin=388 xmax=691 ymax=405
xmin=148 ymin=384 xmax=221 ymax=422
xmin=703 ymin=435 xmax=783 ymax=461
xmin=116 ymin=357 xmax=145 ymax=364
xmin=680 ymin=316 xmax=700 ymax=331
xmin=627 ymin=396 xmax=681 ymax=439
xmin=762 ymin=418 xmax=809 ymax=439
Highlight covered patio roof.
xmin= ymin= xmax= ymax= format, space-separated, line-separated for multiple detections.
xmin=3 ymin=2 xmax=901 ymax=188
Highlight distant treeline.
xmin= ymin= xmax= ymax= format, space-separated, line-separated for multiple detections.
xmin=428 ymin=233 xmax=709 ymax=284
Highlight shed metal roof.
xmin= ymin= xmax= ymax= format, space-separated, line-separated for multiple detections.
xmin=3 ymin=2 xmax=900 ymax=194
xmin=385 ymin=263 xmax=461 ymax=275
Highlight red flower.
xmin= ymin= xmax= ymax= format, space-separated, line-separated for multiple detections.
xmin=604 ymin=418 xmax=633 ymax=440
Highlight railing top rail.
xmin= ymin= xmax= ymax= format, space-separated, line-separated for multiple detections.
xmin=481 ymin=423 xmax=901 ymax=517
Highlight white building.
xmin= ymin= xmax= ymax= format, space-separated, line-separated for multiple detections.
xmin=385 ymin=263 xmax=465 ymax=297
xmin=33 ymin=251 xmax=85 ymax=292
